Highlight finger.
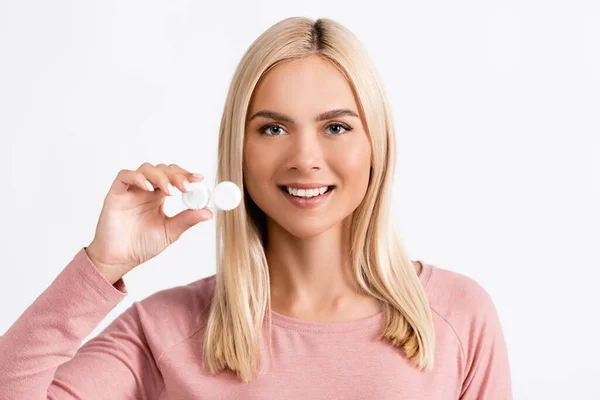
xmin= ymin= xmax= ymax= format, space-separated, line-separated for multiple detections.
xmin=156 ymin=164 xmax=193 ymax=194
xmin=158 ymin=164 xmax=205 ymax=194
xmin=164 ymin=164 xmax=205 ymax=185
xmin=164 ymin=208 xmax=214 ymax=243
xmin=110 ymin=169 xmax=156 ymax=196
xmin=137 ymin=163 xmax=173 ymax=196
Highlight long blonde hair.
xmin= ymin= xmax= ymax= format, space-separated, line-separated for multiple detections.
xmin=203 ymin=16 xmax=435 ymax=383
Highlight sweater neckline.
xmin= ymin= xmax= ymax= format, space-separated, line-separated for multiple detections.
xmin=267 ymin=260 xmax=432 ymax=333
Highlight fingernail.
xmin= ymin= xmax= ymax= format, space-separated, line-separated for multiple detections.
xmin=183 ymin=180 xmax=192 ymax=192
xmin=145 ymin=180 xmax=154 ymax=191
xmin=192 ymin=173 xmax=203 ymax=179
xmin=167 ymin=184 xmax=175 ymax=196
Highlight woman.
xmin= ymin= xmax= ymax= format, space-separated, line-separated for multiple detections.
xmin=0 ymin=17 xmax=512 ymax=399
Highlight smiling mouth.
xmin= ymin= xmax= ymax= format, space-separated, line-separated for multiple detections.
xmin=278 ymin=185 xmax=336 ymax=197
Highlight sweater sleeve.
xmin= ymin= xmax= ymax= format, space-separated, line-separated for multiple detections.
xmin=458 ymin=282 xmax=513 ymax=400
xmin=0 ymin=247 xmax=164 ymax=399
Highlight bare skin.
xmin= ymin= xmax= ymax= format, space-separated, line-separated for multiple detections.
xmin=244 ymin=55 xmax=422 ymax=323
xmin=270 ymin=261 xmax=422 ymax=323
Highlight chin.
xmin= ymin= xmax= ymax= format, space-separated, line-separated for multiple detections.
xmin=274 ymin=217 xmax=338 ymax=239
xmin=286 ymin=226 xmax=331 ymax=239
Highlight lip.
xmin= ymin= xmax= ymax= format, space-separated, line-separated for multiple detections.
xmin=279 ymin=186 xmax=334 ymax=209
xmin=279 ymin=183 xmax=334 ymax=189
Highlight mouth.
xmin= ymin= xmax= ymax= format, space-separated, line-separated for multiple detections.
xmin=277 ymin=185 xmax=336 ymax=208
xmin=277 ymin=185 xmax=336 ymax=197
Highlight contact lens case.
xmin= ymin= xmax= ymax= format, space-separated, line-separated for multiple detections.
xmin=181 ymin=181 xmax=242 ymax=212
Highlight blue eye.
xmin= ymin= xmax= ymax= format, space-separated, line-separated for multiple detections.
xmin=326 ymin=123 xmax=351 ymax=135
xmin=260 ymin=124 xmax=285 ymax=136
xmin=258 ymin=123 xmax=353 ymax=136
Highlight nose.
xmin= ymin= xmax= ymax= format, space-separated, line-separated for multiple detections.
xmin=285 ymin=129 xmax=324 ymax=174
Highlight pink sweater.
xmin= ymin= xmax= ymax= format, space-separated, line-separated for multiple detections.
xmin=0 ymin=247 xmax=512 ymax=399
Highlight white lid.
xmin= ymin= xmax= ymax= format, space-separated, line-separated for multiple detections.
xmin=181 ymin=181 xmax=210 ymax=210
xmin=212 ymin=181 xmax=241 ymax=211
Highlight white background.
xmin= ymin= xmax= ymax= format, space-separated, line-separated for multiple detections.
xmin=1 ymin=1 xmax=599 ymax=398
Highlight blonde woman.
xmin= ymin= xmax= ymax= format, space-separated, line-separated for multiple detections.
xmin=0 ymin=17 xmax=512 ymax=399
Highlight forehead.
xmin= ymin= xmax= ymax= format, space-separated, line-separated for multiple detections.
xmin=248 ymin=56 xmax=358 ymax=116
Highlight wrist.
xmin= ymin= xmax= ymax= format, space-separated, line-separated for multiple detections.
xmin=84 ymin=246 xmax=130 ymax=285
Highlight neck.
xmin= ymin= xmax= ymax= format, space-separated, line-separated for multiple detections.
xmin=264 ymin=217 xmax=424 ymax=322
xmin=266 ymin=216 xmax=367 ymax=314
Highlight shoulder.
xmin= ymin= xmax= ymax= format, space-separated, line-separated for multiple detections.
xmin=133 ymin=273 xmax=217 ymax=350
xmin=422 ymin=263 xmax=512 ymax=395
xmin=422 ymin=263 xmax=503 ymax=356
xmin=424 ymin=263 xmax=497 ymax=318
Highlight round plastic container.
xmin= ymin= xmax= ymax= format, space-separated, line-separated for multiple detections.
xmin=212 ymin=181 xmax=242 ymax=211
xmin=181 ymin=180 xmax=241 ymax=211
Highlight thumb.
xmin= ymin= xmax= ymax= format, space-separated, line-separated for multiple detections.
xmin=165 ymin=208 xmax=213 ymax=241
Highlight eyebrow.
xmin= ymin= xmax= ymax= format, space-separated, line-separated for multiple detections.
xmin=248 ymin=108 xmax=359 ymax=124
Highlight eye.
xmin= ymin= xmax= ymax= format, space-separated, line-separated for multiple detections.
xmin=325 ymin=123 xmax=352 ymax=135
xmin=258 ymin=124 xmax=285 ymax=136
xmin=258 ymin=122 xmax=353 ymax=136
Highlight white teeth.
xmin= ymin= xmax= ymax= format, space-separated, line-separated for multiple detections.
xmin=285 ymin=186 xmax=330 ymax=198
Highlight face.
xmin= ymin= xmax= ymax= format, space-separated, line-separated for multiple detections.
xmin=243 ymin=55 xmax=372 ymax=239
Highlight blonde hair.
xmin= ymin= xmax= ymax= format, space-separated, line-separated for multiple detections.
xmin=203 ymin=16 xmax=435 ymax=383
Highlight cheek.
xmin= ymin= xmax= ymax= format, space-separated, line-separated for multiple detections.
xmin=243 ymin=140 xmax=276 ymax=185
xmin=245 ymin=156 xmax=272 ymax=181
xmin=338 ymin=141 xmax=371 ymax=178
